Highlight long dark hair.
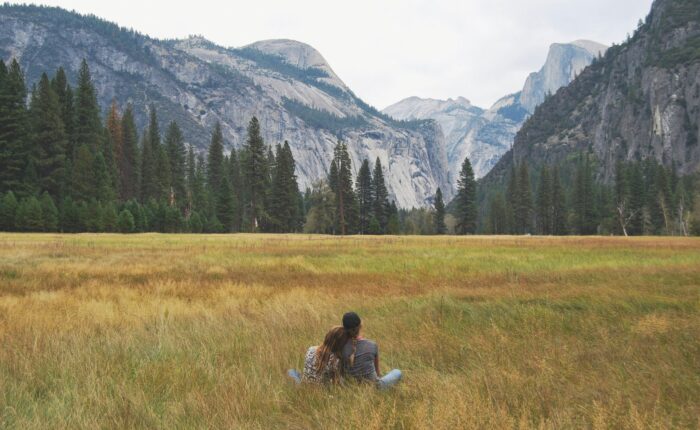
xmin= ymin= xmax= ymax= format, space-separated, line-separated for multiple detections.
xmin=344 ymin=325 xmax=361 ymax=368
xmin=315 ymin=326 xmax=346 ymax=376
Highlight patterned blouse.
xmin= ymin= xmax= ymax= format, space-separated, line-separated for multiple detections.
xmin=301 ymin=346 xmax=341 ymax=384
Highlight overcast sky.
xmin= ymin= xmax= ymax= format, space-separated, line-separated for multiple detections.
xmin=23 ymin=0 xmax=653 ymax=109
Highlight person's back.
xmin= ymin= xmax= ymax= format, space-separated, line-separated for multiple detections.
xmin=341 ymin=338 xmax=378 ymax=382
xmin=302 ymin=346 xmax=340 ymax=384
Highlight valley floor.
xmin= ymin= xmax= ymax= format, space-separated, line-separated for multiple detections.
xmin=0 ymin=234 xmax=699 ymax=429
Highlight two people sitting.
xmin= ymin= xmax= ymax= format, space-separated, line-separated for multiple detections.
xmin=288 ymin=312 xmax=402 ymax=390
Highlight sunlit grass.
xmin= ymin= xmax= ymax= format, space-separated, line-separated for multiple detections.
xmin=1 ymin=234 xmax=699 ymax=428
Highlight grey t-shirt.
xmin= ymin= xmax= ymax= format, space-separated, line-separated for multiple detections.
xmin=342 ymin=339 xmax=378 ymax=381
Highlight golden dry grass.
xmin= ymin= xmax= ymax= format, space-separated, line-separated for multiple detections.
xmin=0 ymin=233 xmax=699 ymax=429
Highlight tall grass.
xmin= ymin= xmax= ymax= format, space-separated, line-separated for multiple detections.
xmin=1 ymin=234 xmax=699 ymax=429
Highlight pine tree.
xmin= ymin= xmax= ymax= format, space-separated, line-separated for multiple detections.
xmin=93 ymin=151 xmax=115 ymax=202
xmin=101 ymin=202 xmax=118 ymax=232
xmin=117 ymin=209 xmax=135 ymax=233
xmin=186 ymin=145 xmax=197 ymax=213
xmin=73 ymin=60 xmax=102 ymax=153
xmin=120 ymin=104 xmax=139 ymax=201
xmin=51 ymin=67 xmax=75 ymax=161
xmin=505 ymin=164 xmax=518 ymax=234
xmin=39 ymin=192 xmax=58 ymax=231
xmin=140 ymin=106 xmax=161 ymax=201
xmin=356 ymin=159 xmax=373 ymax=234
xmin=551 ymin=166 xmax=567 ymax=235
xmin=217 ymin=176 xmax=237 ymax=232
xmin=304 ymin=180 xmax=336 ymax=234
xmin=573 ymin=156 xmax=598 ymax=235
xmin=514 ymin=161 xmax=533 ymax=234
xmin=105 ymin=101 xmax=122 ymax=196
xmin=207 ymin=121 xmax=225 ymax=206
xmin=536 ymin=165 xmax=553 ymax=235
xmin=0 ymin=191 xmax=18 ymax=231
xmin=372 ymin=158 xmax=390 ymax=233
xmin=242 ymin=117 xmax=269 ymax=232
xmin=329 ymin=142 xmax=358 ymax=235
xmin=487 ymin=193 xmax=508 ymax=234
xmin=434 ymin=188 xmax=447 ymax=234
xmin=455 ymin=157 xmax=477 ymax=234
xmin=16 ymin=196 xmax=43 ymax=232
xmin=270 ymin=141 xmax=300 ymax=232
xmin=0 ymin=59 xmax=29 ymax=194
xmin=71 ymin=144 xmax=94 ymax=202
xmin=30 ymin=73 xmax=67 ymax=198
xmin=165 ymin=121 xmax=187 ymax=211
xmin=228 ymin=148 xmax=243 ymax=231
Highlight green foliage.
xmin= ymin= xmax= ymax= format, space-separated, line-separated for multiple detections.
xmin=242 ymin=117 xmax=269 ymax=232
xmin=356 ymin=159 xmax=373 ymax=234
xmin=0 ymin=59 xmax=30 ymax=194
xmin=117 ymin=209 xmax=135 ymax=233
xmin=455 ymin=157 xmax=478 ymax=235
xmin=0 ymin=191 xmax=19 ymax=231
xmin=282 ymin=98 xmax=368 ymax=133
xmin=433 ymin=188 xmax=446 ymax=235
xmin=16 ymin=196 xmax=44 ymax=232
xmin=39 ymin=192 xmax=59 ymax=231
xmin=329 ymin=142 xmax=359 ymax=235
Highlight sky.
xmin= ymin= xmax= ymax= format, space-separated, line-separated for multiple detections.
xmin=22 ymin=0 xmax=654 ymax=109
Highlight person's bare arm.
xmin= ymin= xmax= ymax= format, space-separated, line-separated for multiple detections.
xmin=374 ymin=354 xmax=382 ymax=378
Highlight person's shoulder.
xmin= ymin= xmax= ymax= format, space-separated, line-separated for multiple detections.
xmin=360 ymin=339 xmax=378 ymax=350
xmin=306 ymin=346 xmax=318 ymax=356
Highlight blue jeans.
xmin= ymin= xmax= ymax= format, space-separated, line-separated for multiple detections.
xmin=288 ymin=369 xmax=302 ymax=384
xmin=287 ymin=368 xmax=402 ymax=389
xmin=377 ymin=369 xmax=402 ymax=390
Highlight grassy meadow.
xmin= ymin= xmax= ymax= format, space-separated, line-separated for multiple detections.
xmin=0 ymin=233 xmax=699 ymax=429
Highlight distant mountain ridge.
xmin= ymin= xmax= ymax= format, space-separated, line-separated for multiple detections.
xmin=384 ymin=40 xmax=607 ymax=181
xmin=0 ymin=5 xmax=450 ymax=208
xmin=481 ymin=0 xmax=700 ymax=190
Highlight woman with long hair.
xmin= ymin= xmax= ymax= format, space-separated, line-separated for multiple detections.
xmin=340 ymin=311 xmax=402 ymax=390
xmin=288 ymin=326 xmax=346 ymax=385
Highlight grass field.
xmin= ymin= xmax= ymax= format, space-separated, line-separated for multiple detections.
xmin=0 ymin=234 xmax=699 ymax=429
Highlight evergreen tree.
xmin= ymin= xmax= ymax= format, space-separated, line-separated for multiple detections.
xmin=186 ymin=145 xmax=197 ymax=213
xmin=434 ymin=187 xmax=446 ymax=234
xmin=629 ymin=164 xmax=646 ymax=235
xmin=572 ymin=156 xmax=597 ymax=235
xmin=0 ymin=191 xmax=18 ymax=231
xmin=356 ymin=159 xmax=373 ymax=234
xmin=39 ymin=192 xmax=58 ymax=231
xmin=51 ymin=67 xmax=75 ymax=161
xmin=487 ymin=193 xmax=508 ymax=234
xmin=16 ymin=196 xmax=43 ymax=232
xmin=242 ymin=117 xmax=269 ymax=232
xmin=329 ymin=142 xmax=358 ymax=235
xmin=30 ymin=73 xmax=67 ymax=198
xmin=156 ymin=141 xmax=171 ymax=203
xmin=228 ymin=149 xmax=244 ymax=231
xmin=551 ymin=166 xmax=567 ymax=235
xmin=536 ymin=165 xmax=553 ymax=235
xmin=73 ymin=60 xmax=102 ymax=153
xmin=165 ymin=121 xmax=187 ymax=211
xmin=207 ymin=121 xmax=225 ymax=206
xmin=304 ymin=180 xmax=336 ymax=234
xmin=103 ymin=101 xmax=121 ymax=196
xmin=101 ymin=202 xmax=118 ymax=232
xmin=505 ymin=164 xmax=518 ymax=234
xmin=117 ymin=209 xmax=135 ymax=233
xmin=386 ymin=201 xmax=401 ymax=235
xmin=93 ymin=151 xmax=115 ymax=202
xmin=71 ymin=144 xmax=94 ymax=202
xmin=270 ymin=141 xmax=300 ymax=232
xmin=372 ymin=158 xmax=390 ymax=233
xmin=139 ymin=106 xmax=161 ymax=201
xmin=0 ymin=59 xmax=29 ymax=194
xmin=454 ymin=157 xmax=477 ymax=234
xmin=217 ymin=176 xmax=237 ymax=232
xmin=514 ymin=161 xmax=533 ymax=234
xmin=120 ymin=104 xmax=139 ymax=201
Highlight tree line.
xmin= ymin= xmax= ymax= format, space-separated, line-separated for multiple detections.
xmin=0 ymin=58 xmax=304 ymax=233
xmin=1 ymin=57 xmax=698 ymax=236
xmin=483 ymin=155 xmax=699 ymax=236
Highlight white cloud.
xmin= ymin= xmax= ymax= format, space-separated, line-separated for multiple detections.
xmin=23 ymin=0 xmax=654 ymax=108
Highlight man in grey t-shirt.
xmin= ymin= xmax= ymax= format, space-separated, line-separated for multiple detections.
xmin=341 ymin=312 xmax=402 ymax=389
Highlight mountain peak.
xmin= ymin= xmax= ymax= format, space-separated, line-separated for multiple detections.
xmin=244 ymin=39 xmax=341 ymax=80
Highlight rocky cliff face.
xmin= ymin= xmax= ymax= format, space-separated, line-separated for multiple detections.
xmin=384 ymin=41 xmax=606 ymax=182
xmin=0 ymin=5 xmax=450 ymax=208
xmin=482 ymin=0 xmax=700 ymax=189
